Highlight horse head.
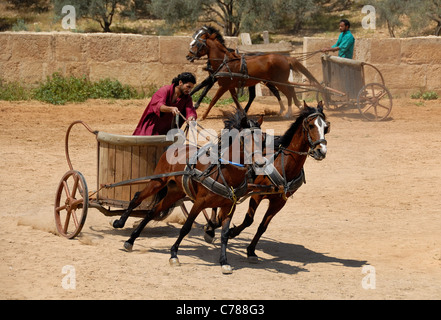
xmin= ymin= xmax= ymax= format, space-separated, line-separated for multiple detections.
xmin=187 ymin=25 xmax=225 ymax=62
xmin=220 ymin=110 xmax=265 ymax=167
xmin=301 ymin=101 xmax=330 ymax=161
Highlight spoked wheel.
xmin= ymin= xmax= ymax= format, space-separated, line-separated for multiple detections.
xmin=357 ymin=83 xmax=393 ymax=121
xmin=54 ymin=170 xmax=88 ymax=239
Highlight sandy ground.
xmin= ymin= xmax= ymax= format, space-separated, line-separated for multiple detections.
xmin=1 ymin=96 xmax=440 ymax=300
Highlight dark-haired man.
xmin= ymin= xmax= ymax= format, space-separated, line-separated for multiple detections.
xmin=133 ymin=72 xmax=197 ymax=136
xmin=322 ymin=19 xmax=355 ymax=59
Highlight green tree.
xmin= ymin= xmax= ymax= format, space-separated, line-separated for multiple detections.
xmin=151 ymin=0 xmax=324 ymax=35
xmin=150 ymin=0 xmax=242 ymax=36
xmin=375 ymin=0 xmax=441 ymax=37
xmin=374 ymin=0 xmax=410 ymax=37
xmin=407 ymin=0 xmax=441 ymax=36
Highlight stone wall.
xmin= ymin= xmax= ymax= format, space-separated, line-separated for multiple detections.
xmin=0 ymin=31 xmax=238 ymax=90
xmin=303 ymin=36 xmax=441 ymax=96
xmin=1 ymin=32 xmax=440 ymax=97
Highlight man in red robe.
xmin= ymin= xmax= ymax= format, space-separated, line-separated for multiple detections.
xmin=133 ymin=72 xmax=198 ymax=136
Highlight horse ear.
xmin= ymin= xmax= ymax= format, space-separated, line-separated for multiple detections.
xmin=318 ymin=100 xmax=324 ymax=112
xmin=240 ymin=115 xmax=248 ymax=128
xmin=303 ymin=100 xmax=309 ymax=109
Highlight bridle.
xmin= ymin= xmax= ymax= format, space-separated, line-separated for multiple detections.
xmin=302 ymin=113 xmax=329 ymax=154
xmin=189 ymin=29 xmax=208 ymax=58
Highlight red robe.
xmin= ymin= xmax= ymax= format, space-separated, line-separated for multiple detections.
xmin=133 ymin=84 xmax=197 ymax=136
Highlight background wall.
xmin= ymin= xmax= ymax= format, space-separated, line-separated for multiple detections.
xmin=0 ymin=32 xmax=440 ymax=97
xmin=0 ymin=31 xmax=238 ymax=91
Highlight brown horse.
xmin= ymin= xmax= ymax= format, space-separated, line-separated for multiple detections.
xmin=187 ymin=26 xmax=321 ymax=120
xmin=189 ymin=28 xmax=283 ymax=112
xmin=111 ymin=111 xmax=263 ymax=274
xmin=205 ymin=101 xmax=330 ymax=262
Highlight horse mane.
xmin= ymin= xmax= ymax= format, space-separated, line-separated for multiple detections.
xmin=203 ymin=25 xmax=226 ymax=46
xmin=278 ymin=106 xmax=325 ymax=148
xmin=218 ymin=109 xmax=260 ymax=152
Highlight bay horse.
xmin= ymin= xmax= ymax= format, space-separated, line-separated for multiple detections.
xmin=187 ymin=26 xmax=321 ymax=120
xmin=205 ymin=101 xmax=330 ymax=262
xmin=111 ymin=111 xmax=263 ymax=274
xmin=189 ymin=35 xmax=283 ymax=112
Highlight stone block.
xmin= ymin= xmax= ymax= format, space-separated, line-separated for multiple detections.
xmin=378 ymin=64 xmax=427 ymax=91
xmin=369 ymin=38 xmax=399 ymax=64
xmin=425 ymin=64 xmax=441 ymax=91
xmin=10 ymin=32 xmax=53 ymax=62
xmin=86 ymin=33 xmax=122 ymax=62
xmin=0 ymin=33 xmax=12 ymax=61
xmin=401 ymin=36 xmax=441 ymax=65
xmin=55 ymin=33 xmax=87 ymax=62
xmin=354 ymin=38 xmax=372 ymax=62
xmin=120 ymin=35 xmax=159 ymax=63
xmin=159 ymin=36 xmax=192 ymax=65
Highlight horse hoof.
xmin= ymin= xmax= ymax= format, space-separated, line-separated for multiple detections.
xmin=111 ymin=219 xmax=123 ymax=229
xmin=221 ymin=264 xmax=233 ymax=275
xmin=247 ymin=256 xmax=259 ymax=264
xmin=204 ymin=232 xmax=216 ymax=244
xmin=169 ymin=257 xmax=181 ymax=267
xmin=123 ymin=241 xmax=133 ymax=252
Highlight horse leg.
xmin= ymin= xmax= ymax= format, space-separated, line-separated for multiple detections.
xmin=229 ymin=88 xmax=245 ymax=115
xmin=201 ymin=86 xmax=229 ymax=120
xmin=124 ymin=187 xmax=186 ymax=251
xmin=112 ymin=179 xmax=165 ymax=229
xmin=276 ymin=85 xmax=299 ymax=118
xmin=247 ymin=197 xmax=286 ymax=263
xmin=191 ymin=77 xmax=216 ymax=109
xmin=218 ymin=206 xmax=234 ymax=274
xmin=203 ymin=208 xmax=219 ymax=244
xmin=266 ymin=83 xmax=285 ymax=113
xmin=229 ymin=195 xmax=262 ymax=239
xmin=169 ymin=201 xmax=203 ymax=266
xmin=244 ymin=86 xmax=256 ymax=113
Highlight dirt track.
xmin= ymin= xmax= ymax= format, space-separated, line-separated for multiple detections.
xmin=1 ymin=97 xmax=440 ymax=300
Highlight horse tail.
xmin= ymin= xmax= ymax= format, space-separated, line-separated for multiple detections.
xmin=288 ymin=57 xmax=321 ymax=88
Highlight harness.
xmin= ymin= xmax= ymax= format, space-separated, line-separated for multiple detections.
xmin=181 ymin=139 xmax=249 ymax=204
xmin=251 ymin=112 xmax=328 ymax=198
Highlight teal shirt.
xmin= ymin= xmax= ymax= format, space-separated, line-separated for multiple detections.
xmin=332 ymin=30 xmax=355 ymax=59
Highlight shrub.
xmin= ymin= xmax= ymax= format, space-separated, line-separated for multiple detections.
xmin=32 ymin=73 xmax=143 ymax=104
xmin=0 ymin=79 xmax=30 ymax=101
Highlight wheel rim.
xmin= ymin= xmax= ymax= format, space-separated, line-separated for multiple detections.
xmin=357 ymin=83 xmax=393 ymax=121
xmin=54 ymin=170 xmax=88 ymax=239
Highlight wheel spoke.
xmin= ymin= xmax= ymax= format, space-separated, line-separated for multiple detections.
xmin=71 ymin=175 xmax=79 ymax=198
xmin=63 ymin=181 xmax=70 ymax=198
xmin=63 ymin=210 xmax=71 ymax=233
xmin=55 ymin=204 xmax=67 ymax=212
xmin=362 ymin=103 xmax=374 ymax=114
xmin=71 ymin=210 xmax=79 ymax=228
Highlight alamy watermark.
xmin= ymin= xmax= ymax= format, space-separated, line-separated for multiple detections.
xmin=61 ymin=265 xmax=76 ymax=290
xmin=362 ymin=5 xmax=376 ymax=30
xmin=361 ymin=265 xmax=376 ymax=290
xmin=165 ymin=122 xmax=275 ymax=172
xmin=61 ymin=5 xmax=76 ymax=30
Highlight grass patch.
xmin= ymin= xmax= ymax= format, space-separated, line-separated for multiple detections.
xmin=1 ymin=73 xmax=148 ymax=105
xmin=411 ymin=90 xmax=439 ymax=101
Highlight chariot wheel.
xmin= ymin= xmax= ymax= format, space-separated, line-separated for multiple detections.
xmin=357 ymin=83 xmax=393 ymax=121
xmin=54 ymin=170 xmax=88 ymax=239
